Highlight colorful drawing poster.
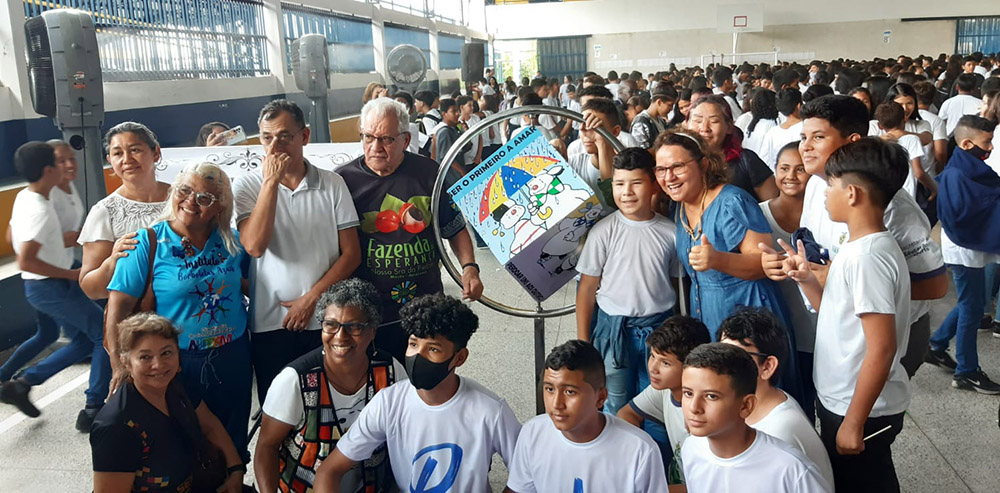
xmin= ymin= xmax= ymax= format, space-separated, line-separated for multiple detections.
xmin=447 ymin=126 xmax=604 ymax=301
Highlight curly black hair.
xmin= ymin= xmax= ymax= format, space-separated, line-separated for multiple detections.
xmin=399 ymin=293 xmax=479 ymax=350
xmin=718 ymin=307 xmax=789 ymax=387
xmin=646 ymin=315 xmax=712 ymax=362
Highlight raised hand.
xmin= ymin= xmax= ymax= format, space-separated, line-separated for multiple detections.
xmin=758 ymin=242 xmax=788 ymax=281
xmin=778 ymin=238 xmax=813 ymax=284
xmin=262 ymin=152 xmax=291 ymax=183
xmin=689 ymin=235 xmax=716 ymax=272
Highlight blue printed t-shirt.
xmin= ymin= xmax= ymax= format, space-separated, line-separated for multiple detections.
xmin=109 ymin=221 xmax=249 ymax=351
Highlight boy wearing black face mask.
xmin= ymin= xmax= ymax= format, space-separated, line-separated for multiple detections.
xmin=314 ymin=293 xmax=522 ymax=493
xmin=928 ymin=115 xmax=1000 ymax=394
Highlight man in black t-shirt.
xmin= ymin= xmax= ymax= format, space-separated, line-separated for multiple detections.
xmin=339 ymin=98 xmax=484 ymax=361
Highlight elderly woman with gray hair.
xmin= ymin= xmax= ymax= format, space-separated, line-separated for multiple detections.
xmin=253 ymin=278 xmax=406 ymax=493
xmin=105 ymin=162 xmax=252 ymax=463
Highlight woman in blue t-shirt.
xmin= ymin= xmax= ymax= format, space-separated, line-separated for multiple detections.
xmin=106 ymin=162 xmax=252 ymax=462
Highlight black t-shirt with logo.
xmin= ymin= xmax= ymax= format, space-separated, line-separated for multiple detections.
xmin=90 ymin=381 xmax=203 ymax=492
xmin=338 ymin=152 xmax=465 ymax=323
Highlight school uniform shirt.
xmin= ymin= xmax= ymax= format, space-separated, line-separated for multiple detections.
xmin=629 ymin=386 xmax=689 ymax=484
xmin=813 ymin=231 xmax=911 ymax=418
xmin=712 ymin=87 xmax=743 ymax=119
xmin=758 ymin=122 xmax=803 ymax=171
xmin=460 ymin=114 xmax=483 ymax=165
xmin=506 ymin=413 xmax=668 ymax=493
xmin=749 ymin=391 xmax=834 ymax=488
xmin=9 ymin=189 xmax=73 ymax=280
xmin=800 ymin=177 xmax=942 ymax=326
xmin=941 ymin=229 xmax=1000 ymax=268
xmin=918 ymin=110 xmax=947 ymax=176
xmin=335 ymin=377 xmax=521 ymax=493
xmin=734 ymin=112 xmax=753 ymax=136
xmin=681 ymin=431 xmax=831 ymax=493
xmin=338 ymin=152 xmax=466 ymax=324
xmin=108 ymin=221 xmax=249 ymax=351
xmin=566 ymin=132 xmax=639 ymax=159
xmin=759 ymin=201 xmax=818 ymax=353
xmin=893 ymin=134 xmax=925 ymax=198
xmin=568 ymin=100 xmax=583 ymax=130
xmin=50 ymin=182 xmax=84 ymax=233
xmin=986 ymin=130 xmax=1000 ymax=178
xmin=939 ymin=94 xmax=983 ymax=136
xmin=576 ymin=210 xmax=678 ymax=317
xmin=421 ymin=109 xmax=443 ymax=138
xmin=743 ymin=119 xmax=779 ymax=159
xmin=233 ymin=162 xmax=359 ymax=333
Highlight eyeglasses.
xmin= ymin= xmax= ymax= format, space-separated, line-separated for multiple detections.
xmin=175 ymin=185 xmax=218 ymax=207
xmin=260 ymin=132 xmax=300 ymax=145
xmin=360 ymin=132 xmax=403 ymax=146
xmin=654 ymin=159 xmax=697 ymax=178
xmin=321 ymin=319 xmax=371 ymax=336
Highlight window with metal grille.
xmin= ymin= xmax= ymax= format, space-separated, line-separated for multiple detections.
xmin=282 ymin=4 xmax=375 ymax=74
xmin=384 ymin=24 xmax=431 ymax=65
xmin=439 ymin=33 xmax=465 ymax=70
xmin=956 ymin=17 xmax=1000 ymax=55
xmin=23 ymin=0 xmax=269 ymax=82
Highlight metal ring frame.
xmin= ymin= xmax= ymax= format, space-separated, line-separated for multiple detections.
xmin=431 ymin=105 xmax=627 ymax=318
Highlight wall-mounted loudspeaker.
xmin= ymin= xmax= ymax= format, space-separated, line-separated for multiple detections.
xmin=461 ymin=42 xmax=486 ymax=84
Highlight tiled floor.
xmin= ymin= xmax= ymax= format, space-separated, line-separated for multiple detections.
xmin=1 ymin=250 xmax=998 ymax=492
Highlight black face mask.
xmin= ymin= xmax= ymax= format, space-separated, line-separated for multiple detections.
xmin=404 ymin=353 xmax=455 ymax=390
xmin=968 ymin=144 xmax=991 ymax=160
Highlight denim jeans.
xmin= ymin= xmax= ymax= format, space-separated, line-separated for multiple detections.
xmin=931 ymin=264 xmax=984 ymax=376
xmin=0 ymin=312 xmax=59 ymax=382
xmin=18 ymin=278 xmax=110 ymax=406
xmin=180 ymin=332 xmax=252 ymax=463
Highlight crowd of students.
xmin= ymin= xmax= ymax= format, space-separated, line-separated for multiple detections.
xmin=2 ymin=51 xmax=1000 ymax=492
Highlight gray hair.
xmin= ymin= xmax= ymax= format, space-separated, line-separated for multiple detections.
xmin=160 ymin=162 xmax=239 ymax=256
xmin=314 ymin=278 xmax=383 ymax=327
xmin=104 ymin=122 xmax=160 ymax=155
xmin=360 ymin=97 xmax=410 ymax=135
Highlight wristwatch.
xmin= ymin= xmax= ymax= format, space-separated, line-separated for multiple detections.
xmin=227 ymin=464 xmax=247 ymax=476
xmin=462 ymin=262 xmax=480 ymax=272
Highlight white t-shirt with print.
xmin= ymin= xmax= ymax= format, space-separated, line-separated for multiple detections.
xmin=813 ymin=231 xmax=911 ymax=417
xmin=10 ymin=189 xmax=73 ymax=281
xmin=941 ymin=229 xmax=1000 ymax=268
xmin=262 ymin=358 xmax=408 ymax=429
xmin=336 ymin=377 xmax=521 ymax=493
xmin=576 ymin=210 xmax=678 ymax=317
xmin=681 ymin=431 xmax=831 ymax=493
xmin=749 ymin=391 xmax=834 ymax=488
xmin=801 ymin=177 xmax=942 ymax=323
xmin=506 ymin=413 xmax=667 ymax=493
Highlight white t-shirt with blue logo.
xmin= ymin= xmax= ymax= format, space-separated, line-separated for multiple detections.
xmin=108 ymin=221 xmax=249 ymax=351
xmin=336 ymin=376 xmax=521 ymax=492
xmin=506 ymin=413 xmax=668 ymax=493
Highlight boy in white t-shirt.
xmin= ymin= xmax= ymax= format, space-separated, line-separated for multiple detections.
xmin=939 ymin=74 xmax=984 ymax=137
xmin=680 ymin=343 xmax=830 ymax=493
xmin=760 ymin=96 xmax=947 ymax=380
xmin=566 ymin=98 xmax=624 ymax=213
xmin=505 ymin=340 xmax=668 ymax=493
xmin=577 ymin=148 xmax=678 ymax=416
xmin=780 ymin=138 xmax=912 ymax=492
xmin=718 ymin=308 xmax=834 ymax=488
xmin=0 ymin=142 xmax=109 ymax=427
xmin=759 ymin=88 xmax=803 ymax=169
xmin=618 ymin=315 xmax=712 ymax=488
xmin=314 ymin=294 xmax=521 ymax=493
xmin=874 ymin=102 xmax=933 ymax=200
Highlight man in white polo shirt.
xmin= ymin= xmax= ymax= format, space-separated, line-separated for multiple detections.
xmin=234 ymin=99 xmax=361 ymax=404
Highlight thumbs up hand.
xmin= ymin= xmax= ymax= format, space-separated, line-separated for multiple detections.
xmin=689 ymin=235 xmax=716 ymax=272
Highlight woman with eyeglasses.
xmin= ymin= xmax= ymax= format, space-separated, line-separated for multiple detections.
xmin=654 ymin=129 xmax=804 ymax=402
xmin=253 ymin=278 xmax=405 ymax=493
xmin=105 ymin=162 xmax=253 ymax=464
